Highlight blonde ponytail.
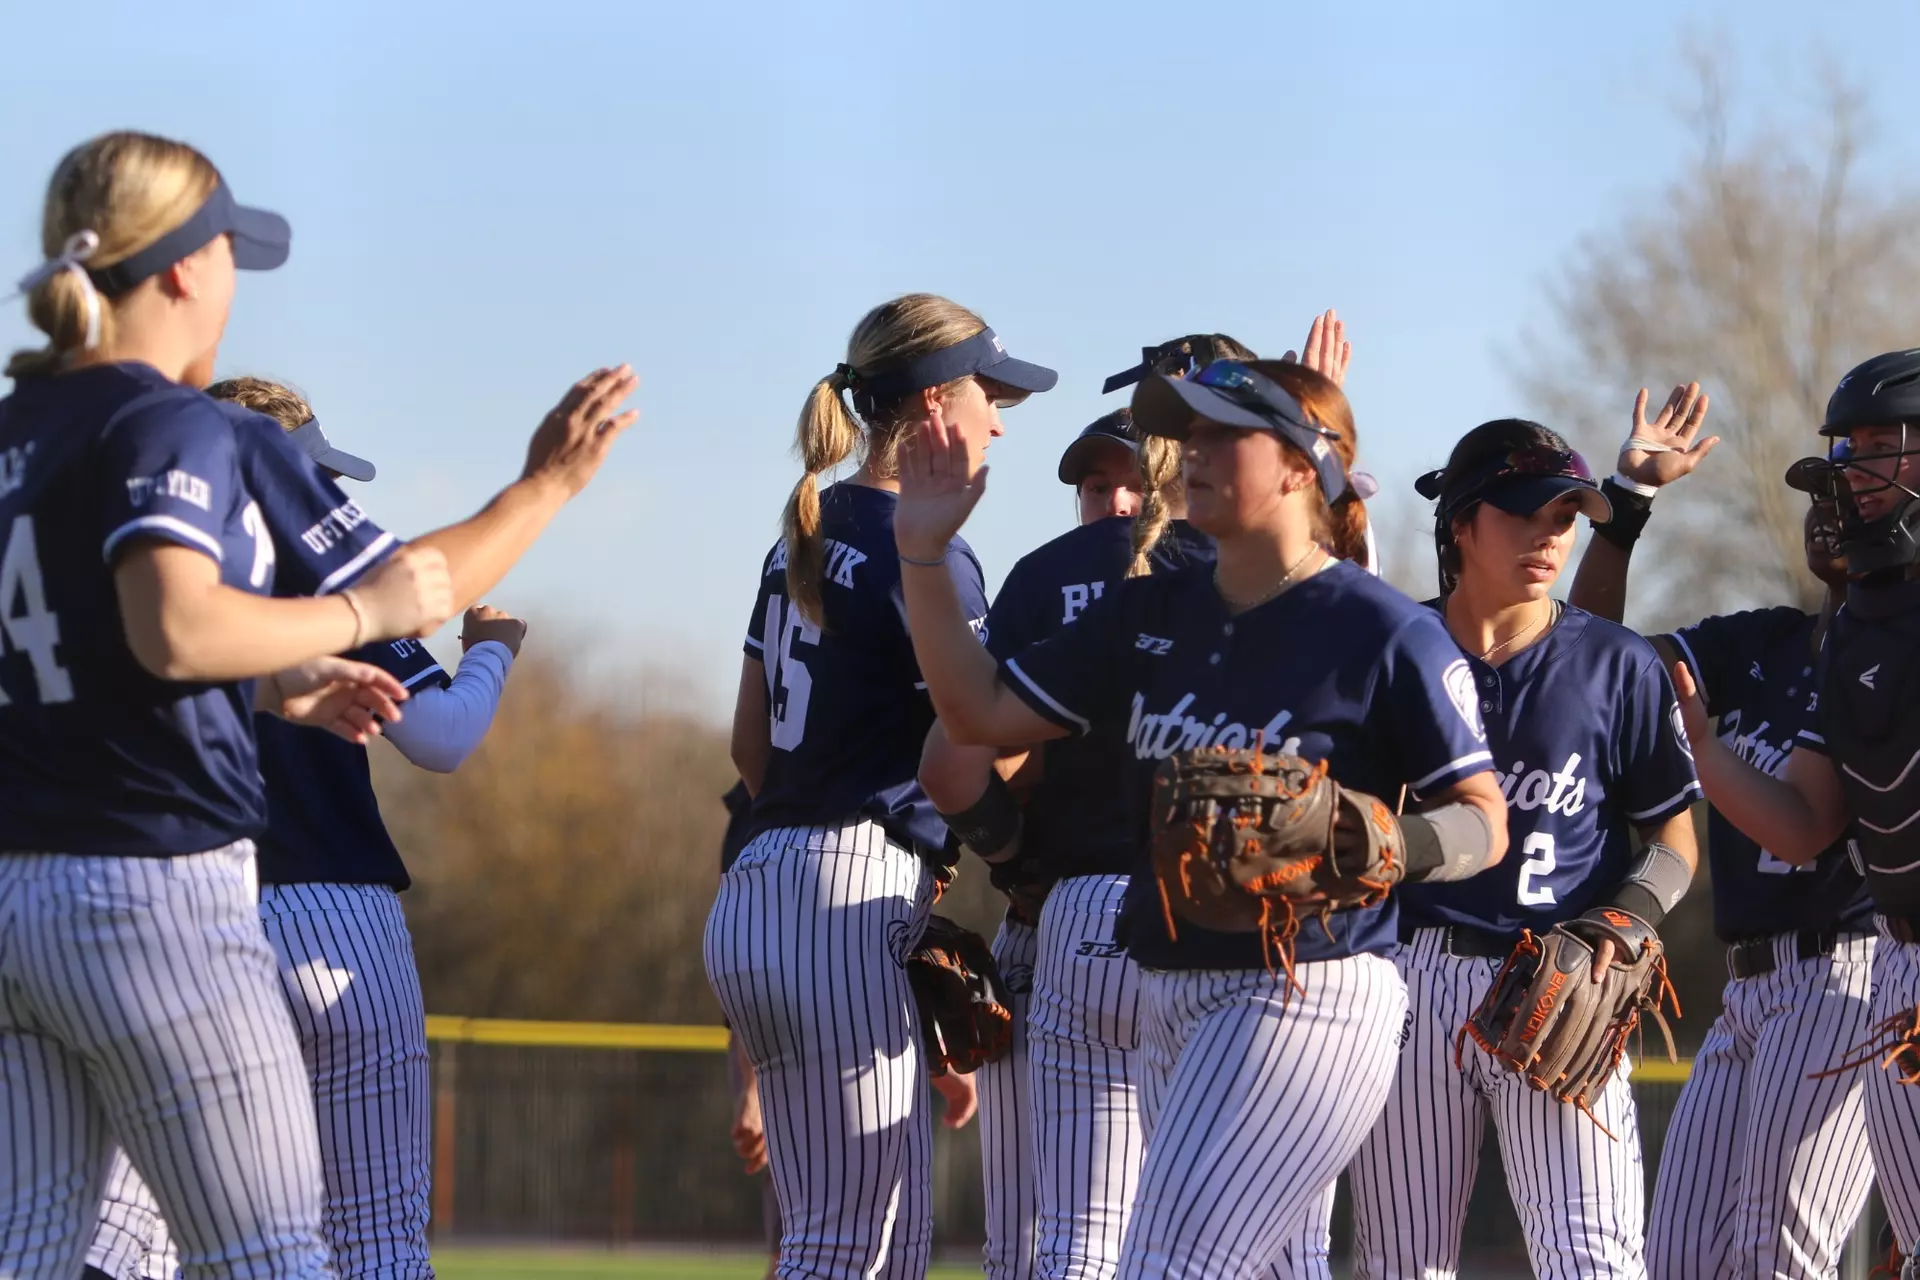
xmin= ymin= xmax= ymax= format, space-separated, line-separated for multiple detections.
xmin=7 ymin=132 xmax=220 ymax=380
xmin=783 ymin=372 xmax=861 ymax=627
xmin=1126 ymin=434 xmax=1184 ymax=577
xmin=779 ymin=293 xmax=989 ymax=627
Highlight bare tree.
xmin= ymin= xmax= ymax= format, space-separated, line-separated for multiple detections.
xmin=1521 ymin=55 xmax=1920 ymax=625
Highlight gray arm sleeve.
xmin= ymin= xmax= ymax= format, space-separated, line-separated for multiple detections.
xmin=1399 ymin=801 xmax=1497 ymax=884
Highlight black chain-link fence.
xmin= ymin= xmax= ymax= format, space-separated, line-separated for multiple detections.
xmin=426 ymin=1041 xmax=1889 ymax=1275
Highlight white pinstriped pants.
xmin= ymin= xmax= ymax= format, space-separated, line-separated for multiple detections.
xmin=1027 ymin=874 xmax=1143 ymax=1280
xmin=1864 ymin=930 xmax=1920 ymax=1266
xmin=87 ymin=882 xmax=435 ymax=1280
xmin=1348 ymin=930 xmax=1646 ymax=1280
xmin=704 ymin=823 xmax=937 ymax=1280
xmin=979 ymin=915 xmax=1038 ymax=1280
xmin=1646 ymin=932 xmax=1875 ymax=1279
xmin=0 ymin=845 xmax=330 ymax=1279
xmin=1117 ymin=953 xmax=1406 ymax=1280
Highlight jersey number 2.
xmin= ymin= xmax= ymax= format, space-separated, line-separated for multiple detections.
xmin=761 ymin=594 xmax=820 ymax=751
xmin=1516 ymin=833 xmax=1557 ymax=906
xmin=0 ymin=514 xmax=74 ymax=705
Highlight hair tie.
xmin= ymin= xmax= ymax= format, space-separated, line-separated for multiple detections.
xmin=1349 ymin=469 xmax=1380 ymax=501
xmin=833 ymin=362 xmax=861 ymax=390
xmin=11 ymin=230 xmax=103 ymax=352
xmin=1412 ymin=468 xmax=1447 ymax=500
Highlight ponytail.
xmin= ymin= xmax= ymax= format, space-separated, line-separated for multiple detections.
xmin=7 ymin=264 xmax=103 ymax=380
xmin=1127 ymin=434 xmax=1184 ymax=577
xmin=7 ymin=132 xmax=219 ymax=380
xmin=783 ymin=371 xmax=860 ymax=626
xmin=1326 ymin=490 xmax=1370 ymax=566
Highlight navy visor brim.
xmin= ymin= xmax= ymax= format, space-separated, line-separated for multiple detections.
xmin=1057 ymin=433 xmax=1138 ymax=485
xmin=1480 ymin=475 xmax=1611 ymax=523
xmin=229 ymin=203 xmax=292 ymax=272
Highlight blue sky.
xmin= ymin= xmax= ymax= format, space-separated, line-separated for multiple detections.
xmin=4 ymin=0 xmax=1916 ymax=716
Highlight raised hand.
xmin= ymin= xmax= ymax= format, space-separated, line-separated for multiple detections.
xmin=267 ymin=656 xmax=412 ymax=744
xmin=1621 ymin=383 xmax=1718 ymax=489
xmin=895 ymin=402 xmax=988 ymax=563
xmin=461 ymin=603 xmax=527 ymax=656
xmin=1281 ymin=309 xmax=1352 ymax=388
xmin=523 ymin=365 xmax=642 ymax=497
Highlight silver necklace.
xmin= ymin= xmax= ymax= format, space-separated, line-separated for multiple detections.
xmin=1479 ymin=599 xmax=1560 ymax=662
xmin=1216 ymin=544 xmax=1326 ymax=613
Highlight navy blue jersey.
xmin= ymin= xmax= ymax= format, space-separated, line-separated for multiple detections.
xmin=720 ymin=781 xmax=752 ymax=872
xmin=255 ymin=638 xmax=448 ymax=889
xmin=1401 ymin=605 xmax=1701 ymax=936
xmin=1000 ymin=559 xmax=1494 ymax=970
xmin=985 ymin=516 xmax=1214 ymax=881
xmin=0 ymin=364 xmax=394 ymax=857
xmin=1662 ymin=607 xmax=1870 ymax=941
xmin=742 ymin=482 xmax=989 ymax=857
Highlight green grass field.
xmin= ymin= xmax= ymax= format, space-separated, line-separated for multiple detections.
xmin=433 ymin=1246 xmax=984 ymax=1279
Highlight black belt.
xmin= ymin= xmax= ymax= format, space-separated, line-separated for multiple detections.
xmin=1401 ymin=922 xmax=1517 ymax=959
xmin=1726 ymin=930 xmax=1844 ymax=980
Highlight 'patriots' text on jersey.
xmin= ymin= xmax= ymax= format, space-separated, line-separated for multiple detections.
xmin=999 ymin=559 xmax=1494 ymax=970
xmin=1400 ymin=605 xmax=1701 ymax=937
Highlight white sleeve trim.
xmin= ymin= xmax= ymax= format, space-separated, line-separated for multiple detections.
xmin=400 ymin=663 xmax=447 ymax=690
xmin=315 ymin=531 xmax=397 ymax=596
xmin=1666 ymin=631 xmax=1706 ymax=711
xmin=102 ymin=515 xmax=224 ymax=564
xmin=744 ymin=634 xmax=765 ymax=653
xmin=380 ymin=641 xmax=513 ymax=773
xmin=1626 ymin=781 xmax=1704 ymax=822
xmin=1001 ymin=657 xmax=1090 ymax=733
xmin=1408 ymin=750 xmax=1494 ymax=793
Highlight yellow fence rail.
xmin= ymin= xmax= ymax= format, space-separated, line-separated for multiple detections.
xmin=423 ymin=1013 xmax=1694 ymax=1081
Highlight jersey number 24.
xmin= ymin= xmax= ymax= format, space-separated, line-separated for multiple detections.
xmin=761 ymin=593 xmax=819 ymax=751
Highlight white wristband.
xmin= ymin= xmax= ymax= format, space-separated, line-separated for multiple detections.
xmin=1610 ymin=470 xmax=1659 ymax=498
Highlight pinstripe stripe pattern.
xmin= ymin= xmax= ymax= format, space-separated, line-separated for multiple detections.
xmin=87 ymin=883 xmax=436 ymax=1279
xmin=704 ymin=823 xmax=936 ymax=1280
xmin=261 ymin=882 xmax=432 ymax=1279
xmin=1258 ymin=1183 xmax=1335 ymax=1280
xmin=88 ymin=1149 xmax=173 ymax=1279
xmin=1865 ymin=932 xmax=1920 ymax=1261
xmin=1349 ymin=930 xmax=1647 ymax=1279
xmin=1029 ymin=874 xmax=1144 ymax=1280
xmin=1645 ymin=933 xmax=1875 ymax=1278
xmin=979 ymin=917 xmax=1037 ymax=1280
xmin=1118 ymin=955 xmax=1406 ymax=1279
xmin=0 ymin=845 xmax=329 ymax=1279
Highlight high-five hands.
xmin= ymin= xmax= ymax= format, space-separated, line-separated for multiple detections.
xmin=1621 ymin=383 xmax=1717 ymax=490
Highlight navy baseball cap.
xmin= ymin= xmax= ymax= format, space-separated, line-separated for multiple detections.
xmin=287 ymin=416 xmax=376 ymax=482
xmin=1057 ymin=409 xmax=1138 ymax=484
xmin=1130 ymin=359 xmax=1348 ymax=502
xmin=87 ymin=180 xmax=290 ymax=296
xmin=848 ymin=327 xmax=1057 ymax=420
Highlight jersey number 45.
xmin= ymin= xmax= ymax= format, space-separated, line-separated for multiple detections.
xmin=761 ymin=593 xmax=819 ymax=751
